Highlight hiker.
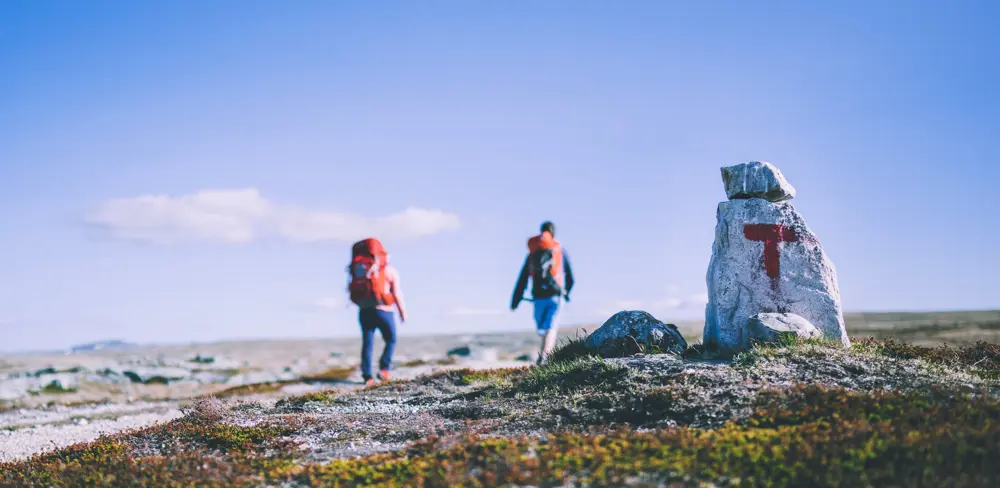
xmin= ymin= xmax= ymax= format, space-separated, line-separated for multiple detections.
xmin=511 ymin=221 xmax=575 ymax=364
xmin=347 ymin=237 xmax=407 ymax=386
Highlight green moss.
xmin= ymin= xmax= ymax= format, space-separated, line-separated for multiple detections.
xmin=179 ymin=422 xmax=291 ymax=451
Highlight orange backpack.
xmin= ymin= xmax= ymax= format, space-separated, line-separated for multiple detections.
xmin=527 ymin=231 xmax=563 ymax=294
xmin=347 ymin=238 xmax=395 ymax=308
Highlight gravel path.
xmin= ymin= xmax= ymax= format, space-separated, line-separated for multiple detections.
xmin=0 ymin=403 xmax=182 ymax=462
xmin=0 ymin=359 xmax=526 ymax=463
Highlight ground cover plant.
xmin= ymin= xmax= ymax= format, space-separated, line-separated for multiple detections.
xmin=3 ymin=337 xmax=1000 ymax=487
xmin=300 ymin=366 xmax=357 ymax=383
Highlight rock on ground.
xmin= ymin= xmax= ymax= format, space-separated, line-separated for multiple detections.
xmin=748 ymin=312 xmax=821 ymax=344
xmin=721 ymin=161 xmax=796 ymax=202
xmin=585 ymin=310 xmax=688 ymax=356
xmin=704 ymin=197 xmax=849 ymax=350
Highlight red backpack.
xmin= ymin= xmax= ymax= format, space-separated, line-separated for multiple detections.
xmin=527 ymin=231 xmax=563 ymax=293
xmin=347 ymin=238 xmax=395 ymax=308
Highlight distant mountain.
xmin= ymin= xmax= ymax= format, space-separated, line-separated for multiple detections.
xmin=70 ymin=340 xmax=136 ymax=353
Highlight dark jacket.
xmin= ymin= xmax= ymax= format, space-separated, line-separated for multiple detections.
xmin=510 ymin=248 xmax=575 ymax=310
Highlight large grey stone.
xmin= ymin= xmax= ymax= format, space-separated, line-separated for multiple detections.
xmin=747 ymin=312 xmax=821 ymax=344
xmin=704 ymin=197 xmax=849 ymax=351
xmin=585 ymin=310 xmax=688 ymax=357
xmin=722 ymin=161 xmax=796 ymax=202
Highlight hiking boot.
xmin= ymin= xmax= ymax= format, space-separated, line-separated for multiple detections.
xmin=377 ymin=370 xmax=390 ymax=382
xmin=364 ymin=378 xmax=376 ymax=387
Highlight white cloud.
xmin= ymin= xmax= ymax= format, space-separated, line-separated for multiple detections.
xmin=87 ymin=188 xmax=461 ymax=245
xmin=278 ymin=207 xmax=461 ymax=243
xmin=450 ymin=307 xmax=504 ymax=317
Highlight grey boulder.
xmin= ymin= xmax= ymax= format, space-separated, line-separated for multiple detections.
xmin=585 ymin=310 xmax=688 ymax=357
xmin=747 ymin=313 xmax=821 ymax=344
xmin=704 ymin=176 xmax=849 ymax=352
xmin=122 ymin=367 xmax=191 ymax=385
xmin=722 ymin=161 xmax=796 ymax=202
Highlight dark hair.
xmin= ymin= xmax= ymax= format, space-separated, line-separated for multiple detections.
xmin=540 ymin=221 xmax=555 ymax=236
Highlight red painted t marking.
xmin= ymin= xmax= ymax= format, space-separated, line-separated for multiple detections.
xmin=744 ymin=224 xmax=798 ymax=289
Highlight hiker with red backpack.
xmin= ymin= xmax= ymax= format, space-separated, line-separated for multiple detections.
xmin=511 ymin=221 xmax=575 ymax=365
xmin=347 ymin=238 xmax=407 ymax=386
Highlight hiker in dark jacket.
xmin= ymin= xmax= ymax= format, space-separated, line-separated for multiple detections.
xmin=511 ymin=221 xmax=575 ymax=364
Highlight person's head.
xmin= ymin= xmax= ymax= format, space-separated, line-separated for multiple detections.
xmin=540 ymin=221 xmax=555 ymax=236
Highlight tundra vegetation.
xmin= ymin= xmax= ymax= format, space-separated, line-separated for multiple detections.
xmin=2 ymin=333 xmax=1000 ymax=487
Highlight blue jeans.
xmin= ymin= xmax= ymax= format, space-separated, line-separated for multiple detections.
xmin=533 ymin=296 xmax=562 ymax=336
xmin=359 ymin=308 xmax=397 ymax=380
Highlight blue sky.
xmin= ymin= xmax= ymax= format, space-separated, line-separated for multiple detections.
xmin=1 ymin=1 xmax=998 ymax=352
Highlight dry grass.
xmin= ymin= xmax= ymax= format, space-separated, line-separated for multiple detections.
xmin=299 ymin=366 xmax=355 ymax=382
xmin=851 ymin=337 xmax=1000 ymax=378
xmin=209 ymin=382 xmax=292 ymax=398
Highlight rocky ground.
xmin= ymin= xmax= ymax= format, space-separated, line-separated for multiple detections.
xmin=2 ymin=310 xmax=999 ymax=486
xmin=2 ymin=328 xmax=1000 ymax=486
xmin=0 ymin=326 xmax=599 ymax=462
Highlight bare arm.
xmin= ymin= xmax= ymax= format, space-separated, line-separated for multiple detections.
xmin=388 ymin=267 xmax=407 ymax=322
